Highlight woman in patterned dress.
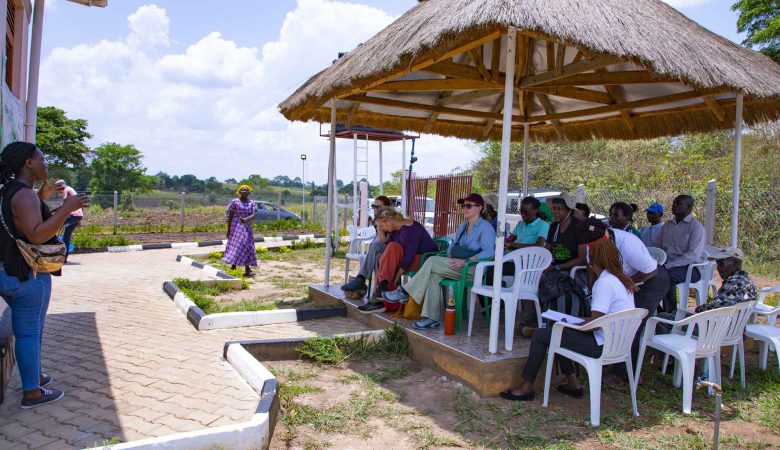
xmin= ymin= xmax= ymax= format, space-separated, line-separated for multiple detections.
xmin=223 ymin=185 xmax=257 ymax=276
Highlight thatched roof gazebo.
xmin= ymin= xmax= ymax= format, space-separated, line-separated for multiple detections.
xmin=279 ymin=0 xmax=780 ymax=353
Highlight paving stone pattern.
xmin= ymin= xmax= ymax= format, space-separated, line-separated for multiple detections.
xmin=0 ymin=248 xmax=367 ymax=449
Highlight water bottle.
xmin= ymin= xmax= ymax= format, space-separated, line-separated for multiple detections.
xmin=444 ymin=287 xmax=456 ymax=336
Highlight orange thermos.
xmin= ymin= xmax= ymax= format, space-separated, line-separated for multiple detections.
xmin=444 ymin=288 xmax=456 ymax=335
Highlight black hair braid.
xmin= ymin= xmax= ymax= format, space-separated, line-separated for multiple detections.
xmin=0 ymin=141 xmax=37 ymax=186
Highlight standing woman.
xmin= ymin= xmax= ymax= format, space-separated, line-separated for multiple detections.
xmin=0 ymin=142 xmax=89 ymax=408
xmin=223 ymin=185 xmax=257 ymax=276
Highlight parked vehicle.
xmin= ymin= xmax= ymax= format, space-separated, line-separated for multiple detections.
xmin=253 ymin=201 xmax=301 ymax=222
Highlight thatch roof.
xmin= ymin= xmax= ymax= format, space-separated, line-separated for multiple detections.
xmin=278 ymin=0 xmax=780 ymax=143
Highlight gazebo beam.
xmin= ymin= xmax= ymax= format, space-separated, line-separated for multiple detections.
xmin=597 ymin=68 xmax=635 ymax=130
xmin=346 ymin=101 xmax=360 ymax=127
xmin=333 ymin=29 xmax=502 ymax=103
xmin=529 ymin=88 xmax=727 ymax=122
xmin=519 ymin=56 xmax=621 ymax=88
xmin=439 ymin=89 xmax=498 ymax=106
xmin=423 ymin=60 xmax=506 ymax=84
xmin=703 ymin=95 xmax=726 ymax=122
xmin=556 ymin=44 xmax=567 ymax=75
xmin=536 ymin=93 xmax=565 ymax=140
xmin=490 ymin=37 xmax=502 ymax=82
xmin=367 ymin=78 xmax=502 ymax=92
xmin=528 ymin=86 xmax=614 ymax=104
xmin=344 ymin=94 xmax=511 ymax=122
xmin=482 ymin=93 xmax=506 ymax=137
xmin=535 ymin=70 xmax=673 ymax=87
xmin=467 ymin=47 xmax=492 ymax=81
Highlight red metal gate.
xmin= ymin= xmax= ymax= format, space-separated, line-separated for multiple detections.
xmin=406 ymin=174 xmax=473 ymax=237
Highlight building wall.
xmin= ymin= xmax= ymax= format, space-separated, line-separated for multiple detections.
xmin=0 ymin=0 xmax=29 ymax=148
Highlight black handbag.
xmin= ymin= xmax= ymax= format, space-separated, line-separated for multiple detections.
xmin=450 ymin=225 xmax=480 ymax=259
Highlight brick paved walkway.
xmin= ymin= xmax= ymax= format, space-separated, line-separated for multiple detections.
xmin=0 ymin=248 xmax=366 ymax=449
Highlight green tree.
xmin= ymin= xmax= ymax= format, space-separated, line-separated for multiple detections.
xmin=239 ymin=174 xmax=269 ymax=190
xmin=89 ymin=143 xmax=152 ymax=196
xmin=35 ymin=106 xmax=92 ymax=167
xmin=732 ymin=0 xmax=780 ymax=62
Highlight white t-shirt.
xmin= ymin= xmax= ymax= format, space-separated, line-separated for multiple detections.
xmin=610 ymin=228 xmax=657 ymax=277
xmin=590 ymin=270 xmax=635 ymax=345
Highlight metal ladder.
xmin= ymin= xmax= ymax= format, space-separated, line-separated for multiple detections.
xmin=352 ymin=134 xmax=370 ymax=224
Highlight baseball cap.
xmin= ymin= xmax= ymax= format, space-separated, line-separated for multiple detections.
xmin=551 ymin=192 xmax=576 ymax=210
xmin=707 ymin=247 xmax=744 ymax=261
xmin=645 ymin=203 xmax=664 ymax=214
xmin=457 ymin=193 xmax=485 ymax=207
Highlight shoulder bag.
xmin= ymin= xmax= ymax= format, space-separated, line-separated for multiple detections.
xmin=450 ymin=224 xmax=481 ymax=259
xmin=0 ymin=194 xmax=66 ymax=277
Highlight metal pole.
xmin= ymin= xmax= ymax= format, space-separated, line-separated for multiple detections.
xmin=353 ymin=134 xmax=358 ymax=225
xmin=277 ymin=192 xmax=282 ymax=221
xmin=401 ymin=139 xmax=407 ymax=213
xmin=179 ymin=191 xmax=185 ymax=231
xmin=24 ymin=0 xmax=45 ymax=142
xmin=113 ymin=191 xmax=118 ymax=234
xmin=490 ymin=28 xmax=516 ymax=354
xmin=325 ymin=101 xmax=336 ymax=286
xmin=522 ymin=123 xmax=529 ymax=197
xmin=379 ymin=141 xmax=384 ymax=195
xmin=730 ymin=93 xmax=743 ymax=248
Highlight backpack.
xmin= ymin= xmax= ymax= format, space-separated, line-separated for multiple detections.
xmin=538 ymin=270 xmax=591 ymax=319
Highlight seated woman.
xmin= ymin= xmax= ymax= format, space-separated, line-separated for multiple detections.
xmin=342 ymin=196 xmax=393 ymax=300
xmin=609 ymin=202 xmax=642 ymax=239
xmin=383 ymin=193 xmax=496 ymax=329
xmin=545 ymin=194 xmax=589 ymax=274
xmin=519 ymin=194 xmax=591 ymax=336
xmin=359 ymin=207 xmax=437 ymax=313
xmin=500 ymin=238 xmax=637 ymax=401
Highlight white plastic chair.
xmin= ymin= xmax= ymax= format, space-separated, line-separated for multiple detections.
xmin=720 ymin=301 xmax=758 ymax=388
xmin=745 ymin=300 xmax=780 ymax=372
xmin=646 ymin=247 xmax=667 ymax=266
xmin=675 ymin=259 xmax=717 ymax=310
xmin=469 ymin=247 xmax=552 ymax=351
xmin=542 ymin=308 xmax=648 ymax=426
xmin=753 ymin=285 xmax=780 ymax=326
xmin=343 ymin=225 xmax=376 ymax=283
xmin=636 ymin=307 xmax=734 ymax=414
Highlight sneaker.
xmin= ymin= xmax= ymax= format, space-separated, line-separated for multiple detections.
xmin=413 ymin=318 xmax=440 ymax=329
xmin=341 ymin=276 xmax=367 ymax=292
xmin=383 ymin=287 xmax=408 ymax=303
xmin=371 ymin=290 xmax=385 ymax=301
xmin=20 ymin=388 xmax=64 ymax=409
xmin=40 ymin=373 xmax=52 ymax=388
xmin=358 ymin=301 xmax=385 ymax=314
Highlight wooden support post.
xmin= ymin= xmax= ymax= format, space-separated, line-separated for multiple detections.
xmin=705 ymin=179 xmax=717 ymax=245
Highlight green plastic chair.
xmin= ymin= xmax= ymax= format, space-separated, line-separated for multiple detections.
xmin=440 ymin=257 xmax=493 ymax=333
xmin=404 ymin=236 xmax=453 ymax=279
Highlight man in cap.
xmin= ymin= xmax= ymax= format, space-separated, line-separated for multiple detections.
xmin=695 ymin=247 xmax=756 ymax=312
xmin=640 ymin=203 xmax=664 ymax=247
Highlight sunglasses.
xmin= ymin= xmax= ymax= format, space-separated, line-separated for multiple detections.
xmin=462 ymin=203 xmax=478 ymax=209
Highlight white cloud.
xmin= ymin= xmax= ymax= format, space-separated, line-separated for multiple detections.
xmin=39 ymin=0 xmax=479 ymax=185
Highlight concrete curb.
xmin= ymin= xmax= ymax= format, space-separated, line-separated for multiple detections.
xmin=162 ymin=280 xmax=346 ymax=331
xmin=105 ymin=233 xmax=326 ymax=253
xmin=87 ymin=343 xmax=276 ymax=450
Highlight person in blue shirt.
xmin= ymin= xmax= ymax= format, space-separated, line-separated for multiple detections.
xmin=640 ymin=202 xmax=664 ymax=247
xmin=506 ymin=197 xmax=549 ymax=249
xmin=383 ymin=193 xmax=496 ymax=329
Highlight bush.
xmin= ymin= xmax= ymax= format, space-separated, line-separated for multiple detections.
xmin=71 ymin=231 xmax=134 ymax=248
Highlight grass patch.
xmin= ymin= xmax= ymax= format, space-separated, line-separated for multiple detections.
xmin=71 ymin=229 xmax=135 ymax=248
xmin=172 ymin=278 xmax=233 ymax=313
xmin=744 ymin=259 xmax=780 ymax=282
xmin=297 ymin=323 xmax=410 ymax=365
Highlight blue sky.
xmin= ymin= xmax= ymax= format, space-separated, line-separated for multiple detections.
xmin=39 ymin=0 xmax=747 ymax=183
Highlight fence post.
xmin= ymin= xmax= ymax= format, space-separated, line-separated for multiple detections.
xmin=312 ymin=197 xmax=317 ymax=224
xmin=705 ymin=179 xmax=717 ymax=245
xmin=575 ymin=184 xmax=586 ymax=204
xmin=113 ymin=191 xmax=118 ymax=234
xmin=180 ymin=192 xmax=185 ymax=232
xmin=277 ymin=192 xmax=282 ymax=221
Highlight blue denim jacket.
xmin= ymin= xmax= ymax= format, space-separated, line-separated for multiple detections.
xmin=449 ymin=218 xmax=496 ymax=260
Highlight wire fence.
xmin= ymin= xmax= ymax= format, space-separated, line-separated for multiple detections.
xmin=47 ymin=190 xmax=355 ymax=234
